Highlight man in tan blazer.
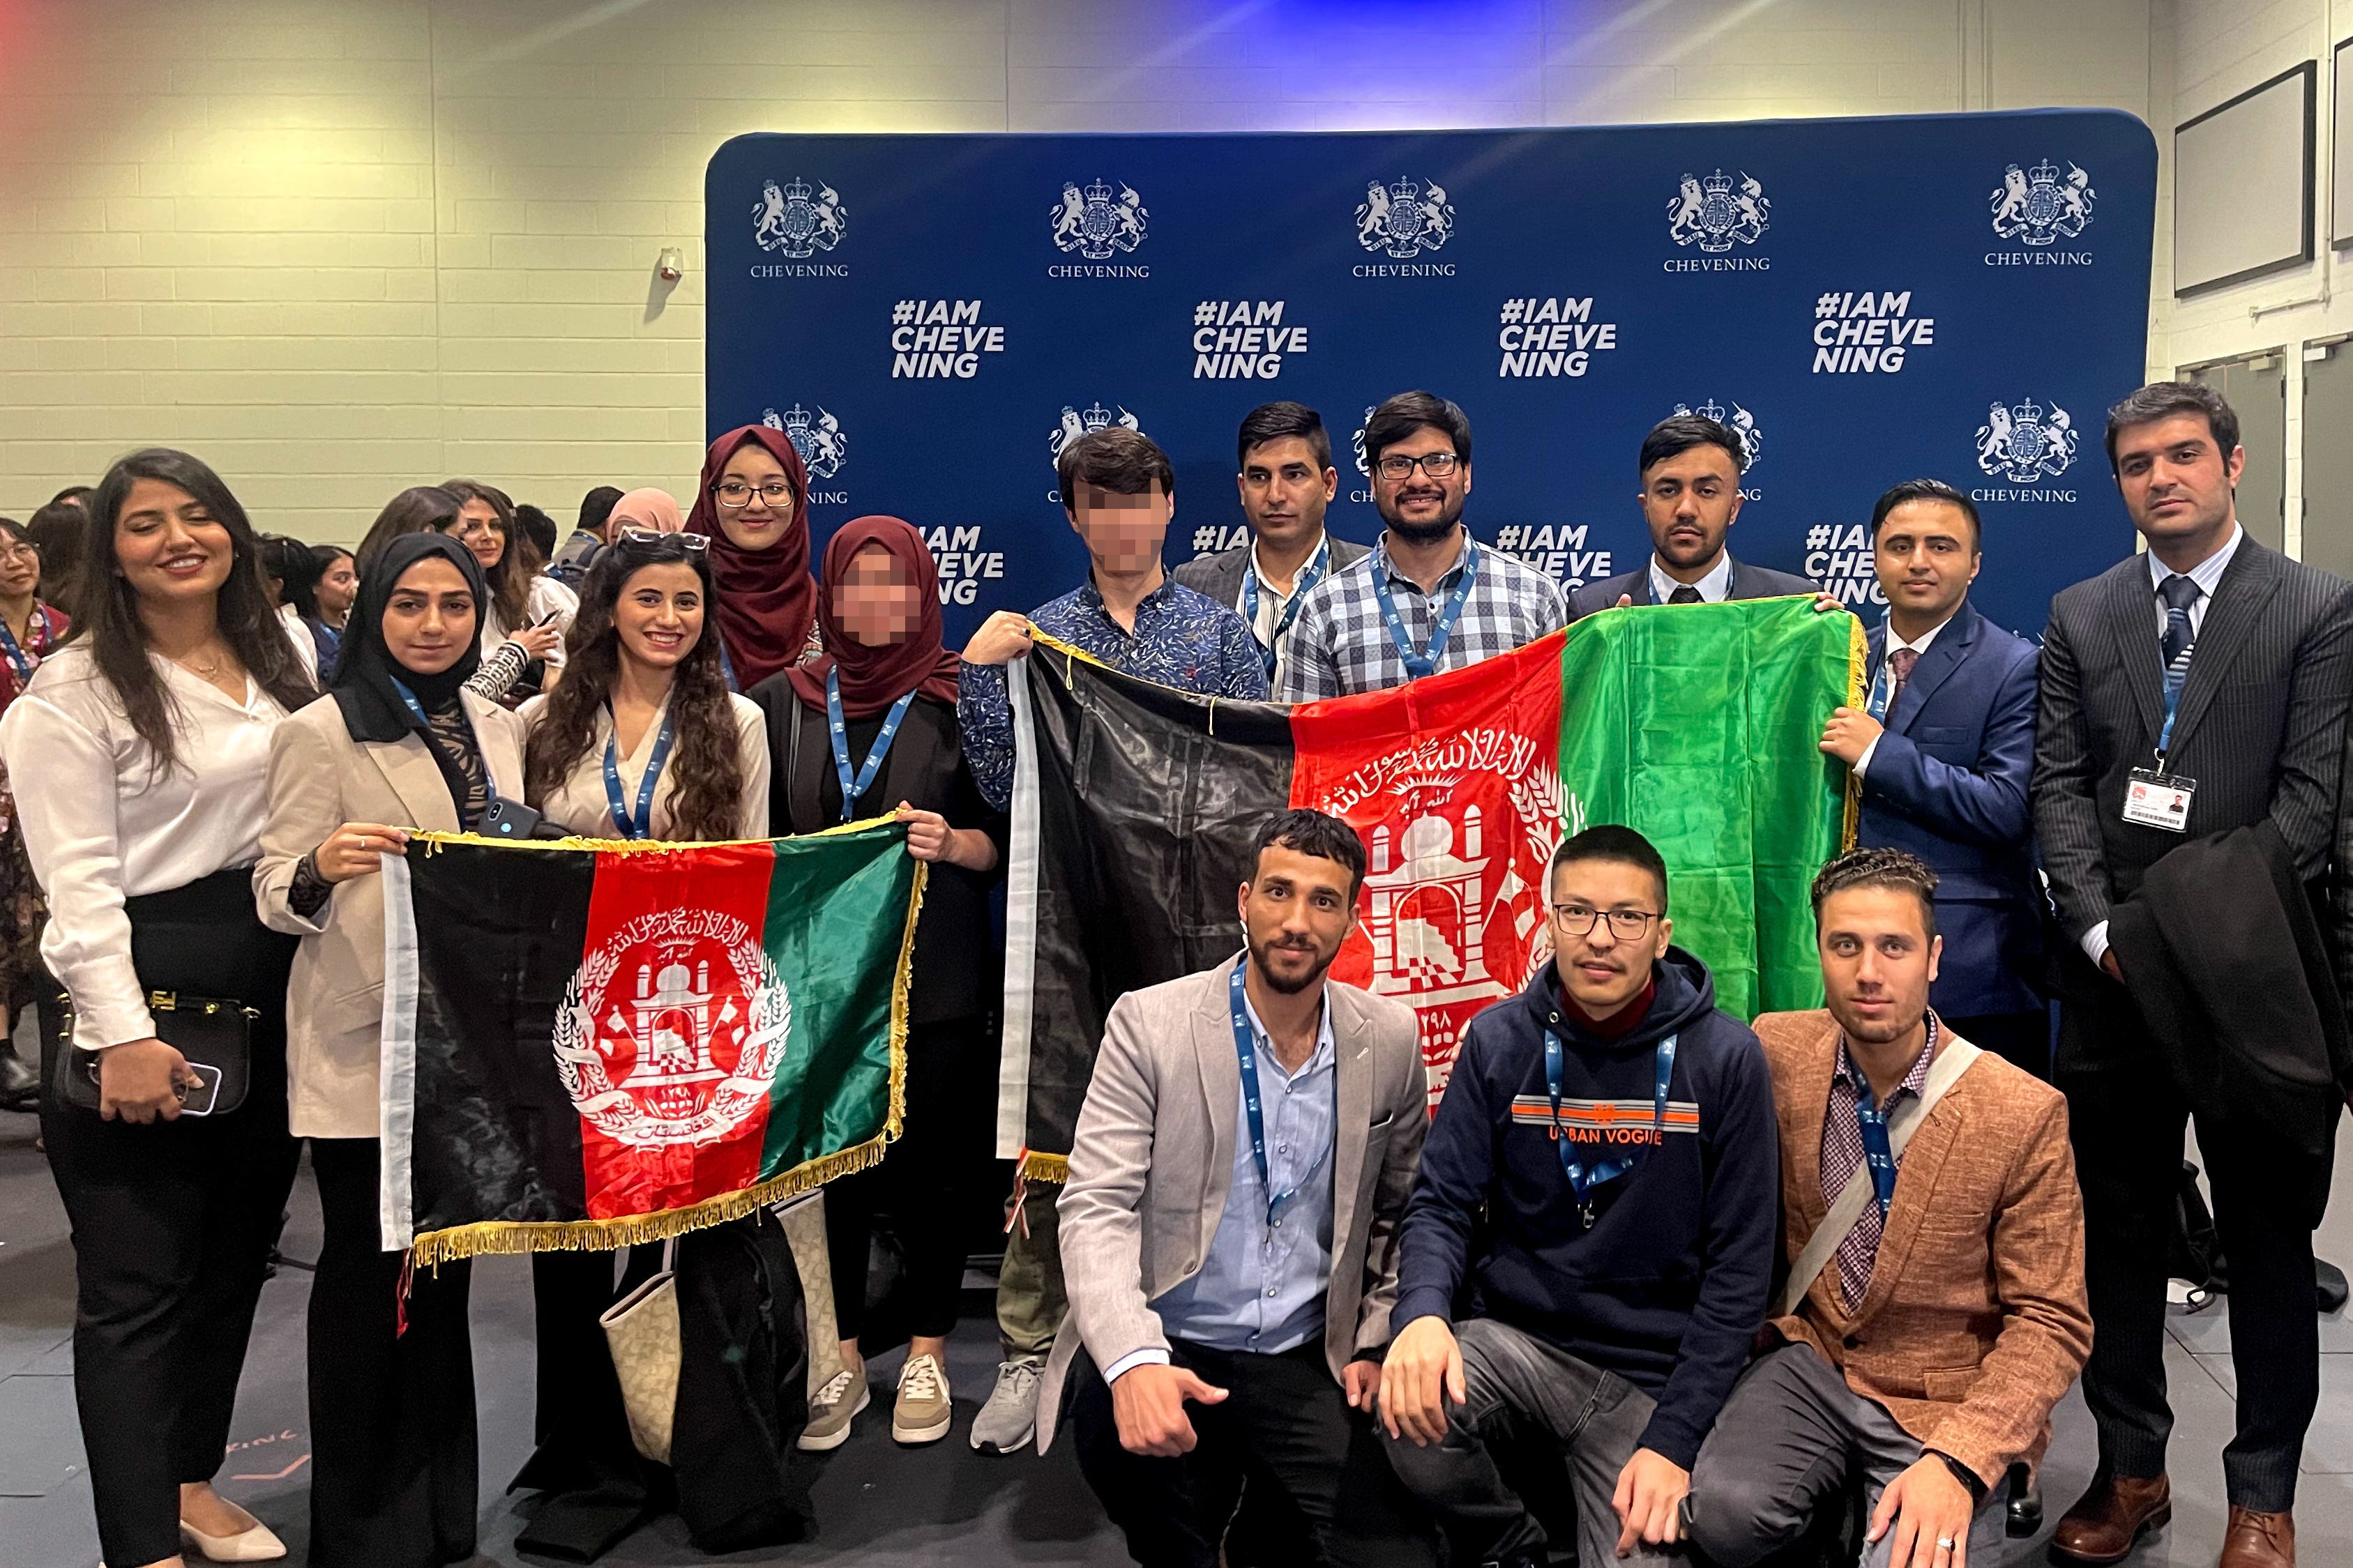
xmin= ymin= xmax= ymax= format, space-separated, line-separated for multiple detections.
xmin=1037 ymin=809 xmax=1432 ymax=1568
xmin=1688 ymin=847 xmax=2091 ymax=1568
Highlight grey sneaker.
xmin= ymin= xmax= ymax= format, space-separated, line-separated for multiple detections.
xmin=798 ymin=1364 xmax=870 ymax=1452
xmin=968 ymin=1356 xmax=1043 ymax=1453
xmin=892 ymin=1352 xmax=953 ymax=1444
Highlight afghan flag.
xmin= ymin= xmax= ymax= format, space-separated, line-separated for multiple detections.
xmin=377 ymin=821 xmax=924 ymax=1264
xmin=1000 ymin=596 xmax=1861 ymax=1180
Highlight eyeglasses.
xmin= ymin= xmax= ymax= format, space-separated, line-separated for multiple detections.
xmin=616 ymin=527 xmax=708 ymax=551
xmin=1550 ymin=904 xmax=1660 ymax=940
xmin=713 ymin=481 xmax=795 ymax=509
xmin=1375 ymin=452 xmax=1462 ymax=480
xmin=0 ymin=541 xmax=37 ymax=563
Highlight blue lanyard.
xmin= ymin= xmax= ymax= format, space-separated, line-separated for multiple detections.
xmin=0 ymin=609 xmax=39 ymax=687
xmin=1239 ymin=536 xmax=1331 ymax=681
xmin=388 ymin=677 xmax=432 ymax=729
xmin=826 ymin=669 xmax=916 ymax=823
xmin=1227 ymin=963 xmax=1330 ymax=1227
xmin=1865 ymin=638 xmax=1898 ymax=722
xmin=1542 ymin=1026 xmax=1677 ymax=1227
xmin=602 ymin=703 xmax=676 ymax=840
xmin=1849 ymin=1015 xmax=1934 ymax=1216
xmin=1368 ymin=540 xmax=1480 ymax=680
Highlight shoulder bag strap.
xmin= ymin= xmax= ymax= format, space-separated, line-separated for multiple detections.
xmin=1776 ymin=1039 xmax=1981 ymax=1318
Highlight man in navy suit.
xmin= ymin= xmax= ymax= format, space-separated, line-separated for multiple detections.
xmin=1568 ymin=413 xmax=1818 ymax=618
xmin=1819 ymin=478 xmax=2045 ymax=1082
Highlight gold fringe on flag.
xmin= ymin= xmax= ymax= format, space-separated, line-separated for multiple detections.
xmin=402 ymin=818 xmax=929 ymax=1265
xmin=1017 ymin=1150 xmax=1070 ymax=1185
xmin=1840 ymin=609 xmax=1868 ymax=851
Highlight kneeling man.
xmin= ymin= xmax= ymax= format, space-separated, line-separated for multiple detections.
xmin=1690 ymin=847 xmax=2091 ymax=1567
xmin=1382 ymin=825 xmax=1778 ymax=1566
xmin=1038 ymin=809 xmax=1433 ymax=1567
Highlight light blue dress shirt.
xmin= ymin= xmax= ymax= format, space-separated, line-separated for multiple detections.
xmin=1103 ymin=988 xmax=1340 ymax=1381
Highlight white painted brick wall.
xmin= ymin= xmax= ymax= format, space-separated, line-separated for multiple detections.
xmin=0 ymin=0 xmax=2156 ymax=542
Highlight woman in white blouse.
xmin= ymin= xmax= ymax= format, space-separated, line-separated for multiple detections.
xmin=439 ymin=480 xmax=574 ymax=702
xmin=0 ymin=448 xmax=319 ymax=1568
xmin=508 ymin=530 xmax=771 ymax=1548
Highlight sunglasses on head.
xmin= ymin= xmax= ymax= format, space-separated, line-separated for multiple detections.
xmin=615 ymin=528 xmax=709 ymax=552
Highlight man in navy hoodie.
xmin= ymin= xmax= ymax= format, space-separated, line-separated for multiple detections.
xmin=1379 ymin=825 xmax=1779 ymax=1567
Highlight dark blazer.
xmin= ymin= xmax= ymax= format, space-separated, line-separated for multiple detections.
xmin=1856 ymin=602 xmax=2043 ymax=1017
xmin=1172 ymin=532 xmax=1370 ymax=607
xmin=2032 ymin=536 xmax=2353 ymax=982
xmin=1566 ymin=552 xmax=1818 ymax=621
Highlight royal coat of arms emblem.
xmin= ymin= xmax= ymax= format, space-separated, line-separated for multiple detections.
xmin=1355 ymin=176 xmax=1456 ymax=259
xmin=1667 ymin=169 xmax=1769 ymax=253
xmin=766 ymin=404 xmax=847 ymax=480
xmin=1990 ymin=160 xmax=2094 ymax=245
xmin=1051 ymin=179 xmax=1148 ymax=261
xmin=751 ymin=177 xmax=847 ymax=259
xmin=1975 ymin=397 xmax=2079 ymax=485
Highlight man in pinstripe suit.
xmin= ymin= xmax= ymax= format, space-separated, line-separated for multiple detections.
xmin=2033 ymin=381 xmax=2353 ymax=1568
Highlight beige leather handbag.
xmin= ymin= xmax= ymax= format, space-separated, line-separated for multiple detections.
xmin=598 ymin=1238 xmax=681 ymax=1463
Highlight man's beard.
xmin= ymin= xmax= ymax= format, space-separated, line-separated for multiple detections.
xmin=1248 ymin=934 xmax=1336 ymax=994
xmin=1378 ymin=489 xmax=1465 ymax=542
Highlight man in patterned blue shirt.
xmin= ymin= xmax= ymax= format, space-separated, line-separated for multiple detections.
xmin=958 ymin=426 xmax=1269 ymax=815
xmin=958 ymin=424 xmax=1268 ymax=1456
xmin=1278 ymin=390 xmax=1565 ymax=703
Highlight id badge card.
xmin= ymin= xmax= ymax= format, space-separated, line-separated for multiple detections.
xmin=2124 ymin=767 xmax=2195 ymax=832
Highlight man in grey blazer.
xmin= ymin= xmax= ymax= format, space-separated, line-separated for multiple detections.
xmin=1172 ymin=402 xmax=1369 ymax=694
xmin=2034 ymin=381 xmax=2353 ymax=1568
xmin=1040 ymin=809 xmax=1433 ymax=1568
xmin=1568 ymin=413 xmax=1817 ymax=620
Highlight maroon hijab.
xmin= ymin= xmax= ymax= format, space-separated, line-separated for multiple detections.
xmin=692 ymin=424 xmax=815 ymax=691
xmin=787 ymin=515 xmax=960 ymax=717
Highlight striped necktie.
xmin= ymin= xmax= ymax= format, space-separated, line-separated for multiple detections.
xmin=2158 ymin=574 xmax=2198 ymax=690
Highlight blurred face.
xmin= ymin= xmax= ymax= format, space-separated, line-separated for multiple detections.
xmin=0 ymin=530 xmax=40 ymax=600
xmin=834 ymin=541 xmax=923 ymax=648
xmin=1068 ymin=481 xmax=1172 ymax=577
xmin=114 ymin=478 xmax=234 ymax=609
xmin=614 ymin=561 xmax=704 ymax=671
xmin=1237 ymin=436 xmax=1336 ymax=554
xmin=2112 ymin=411 xmax=2243 ymax=552
xmin=1817 ymin=885 xmax=1941 ymax=1048
xmin=1872 ymin=500 xmax=1979 ymax=625
xmin=381 ymin=557 xmax=478 ymax=676
xmin=1639 ymin=443 xmax=1743 ymax=572
xmin=316 ymin=552 xmax=358 ymax=618
xmin=714 ymin=445 xmax=796 ymax=551
xmin=443 ymin=499 xmax=505 ymax=571
xmin=1237 ymin=842 xmax=1358 ymax=996
xmin=1548 ymin=856 xmax=1672 ymax=1021
xmin=1371 ymin=424 xmax=1469 ymax=542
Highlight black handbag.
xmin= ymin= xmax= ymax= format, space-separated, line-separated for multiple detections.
xmin=51 ymin=988 xmax=255 ymax=1117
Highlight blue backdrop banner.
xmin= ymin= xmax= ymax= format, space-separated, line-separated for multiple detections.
xmin=705 ymin=111 xmax=2154 ymax=643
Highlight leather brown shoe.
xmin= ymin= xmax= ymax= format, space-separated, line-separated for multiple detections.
xmin=2218 ymin=1505 xmax=2294 ymax=1567
xmin=2050 ymin=1471 xmax=2171 ymax=1564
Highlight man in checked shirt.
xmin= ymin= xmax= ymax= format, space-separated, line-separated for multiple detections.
xmin=1689 ymin=848 xmax=2089 ymax=1568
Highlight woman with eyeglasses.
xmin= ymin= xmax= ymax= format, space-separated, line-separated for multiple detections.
xmin=749 ymin=515 xmax=1005 ymax=1452
xmin=1 ymin=448 xmax=319 ymax=1568
xmin=439 ymin=479 xmax=575 ymax=701
xmin=0 ymin=516 xmax=66 ymax=1109
xmin=255 ymin=532 xmax=526 ymax=1567
xmin=686 ymin=425 xmax=819 ymax=692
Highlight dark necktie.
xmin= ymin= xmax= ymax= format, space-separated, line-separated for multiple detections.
xmin=2158 ymin=573 xmax=2198 ymax=684
xmin=1886 ymin=646 xmax=1919 ymax=709
xmin=1667 ymin=586 xmax=1702 ymax=604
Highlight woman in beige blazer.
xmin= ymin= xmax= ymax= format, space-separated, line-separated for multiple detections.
xmin=255 ymin=531 xmax=525 ymax=1568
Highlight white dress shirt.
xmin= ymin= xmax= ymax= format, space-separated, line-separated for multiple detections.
xmin=2083 ymin=524 xmax=2246 ymax=966
xmin=0 ymin=646 xmax=294 ymax=1048
xmin=483 ymin=573 xmax=582 ymax=671
xmin=1230 ymin=531 xmax=1330 ymax=697
xmin=1648 ymin=550 xmax=1733 ymax=605
xmin=1852 ymin=611 xmax=1955 ymax=781
xmin=521 ymin=689 xmax=769 ymax=842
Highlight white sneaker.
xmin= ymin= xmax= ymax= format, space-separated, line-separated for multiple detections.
xmin=969 ymin=1355 xmax=1043 ymax=1454
xmin=798 ymin=1364 xmax=871 ymax=1452
xmin=893 ymin=1352 xmax=953 ymax=1444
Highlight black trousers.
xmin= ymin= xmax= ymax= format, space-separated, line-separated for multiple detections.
xmin=308 ymin=1138 xmax=477 ymax=1567
xmin=1068 ymin=1340 xmax=1434 ymax=1568
xmin=2059 ymin=974 xmax=2322 ymax=1512
xmin=36 ymin=869 xmax=301 ymax=1568
xmin=825 ymin=1015 xmax=990 ymax=1343
xmin=1944 ymin=1007 xmax=2050 ymax=1081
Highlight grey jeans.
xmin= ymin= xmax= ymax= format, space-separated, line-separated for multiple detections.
xmin=1381 ymin=1317 xmax=1675 ymax=1567
xmin=1687 ymin=1344 xmax=2008 ymax=1567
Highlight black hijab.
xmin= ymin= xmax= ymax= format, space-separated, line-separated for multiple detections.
xmin=331 ymin=531 xmax=488 ymax=744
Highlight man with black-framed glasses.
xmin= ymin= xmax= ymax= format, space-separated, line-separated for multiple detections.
xmin=1378 ymin=824 xmax=1777 ymax=1568
xmin=1277 ymin=390 xmax=1563 ymax=701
